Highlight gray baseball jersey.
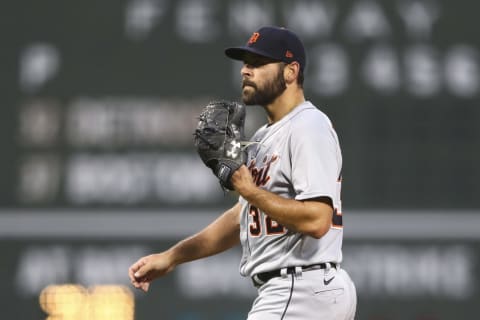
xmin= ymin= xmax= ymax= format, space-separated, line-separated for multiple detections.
xmin=239 ymin=101 xmax=344 ymax=277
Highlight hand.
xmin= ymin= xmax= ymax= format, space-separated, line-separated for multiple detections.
xmin=231 ymin=165 xmax=257 ymax=198
xmin=128 ymin=252 xmax=175 ymax=292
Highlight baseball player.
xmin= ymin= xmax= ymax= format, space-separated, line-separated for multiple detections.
xmin=129 ymin=26 xmax=357 ymax=319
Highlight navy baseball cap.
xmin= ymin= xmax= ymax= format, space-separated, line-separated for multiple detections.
xmin=225 ymin=26 xmax=306 ymax=72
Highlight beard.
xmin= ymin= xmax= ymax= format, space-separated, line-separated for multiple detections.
xmin=242 ymin=65 xmax=287 ymax=106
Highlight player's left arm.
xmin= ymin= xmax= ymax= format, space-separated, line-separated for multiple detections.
xmin=232 ymin=166 xmax=333 ymax=239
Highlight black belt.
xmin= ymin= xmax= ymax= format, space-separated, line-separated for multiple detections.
xmin=252 ymin=263 xmax=336 ymax=287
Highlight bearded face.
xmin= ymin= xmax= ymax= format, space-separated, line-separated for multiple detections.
xmin=242 ymin=63 xmax=287 ymax=106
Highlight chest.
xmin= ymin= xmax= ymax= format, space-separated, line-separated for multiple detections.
xmin=246 ymin=128 xmax=293 ymax=195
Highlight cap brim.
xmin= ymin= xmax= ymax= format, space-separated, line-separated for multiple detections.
xmin=225 ymin=46 xmax=280 ymax=61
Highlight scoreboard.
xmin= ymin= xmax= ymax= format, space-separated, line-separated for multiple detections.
xmin=1 ymin=1 xmax=480 ymax=319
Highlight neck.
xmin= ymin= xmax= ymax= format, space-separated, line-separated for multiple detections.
xmin=264 ymin=87 xmax=305 ymax=124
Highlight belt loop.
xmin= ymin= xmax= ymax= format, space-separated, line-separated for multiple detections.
xmin=280 ymin=268 xmax=288 ymax=278
xmin=294 ymin=266 xmax=302 ymax=279
xmin=252 ymin=274 xmax=263 ymax=287
xmin=325 ymin=262 xmax=331 ymax=272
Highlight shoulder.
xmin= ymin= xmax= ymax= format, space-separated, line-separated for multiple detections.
xmin=290 ymin=102 xmax=333 ymax=135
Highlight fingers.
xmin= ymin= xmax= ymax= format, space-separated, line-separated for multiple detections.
xmin=128 ymin=258 xmax=151 ymax=292
xmin=128 ymin=252 xmax=173 ymax=293
xmin=140 ymin=282 xmax=150 ymax=292
xmin=129 ymin=259 xmax=145 ymax=280
xmin=231 ymin=165 xmax=256 ymax=195
xmin=132 ymin=260 xmax=148 ymax=278
xmin=132 ymin=273 xmax=150 ymax=292
xmin=133 ymin=263 xmax=151 ymax=279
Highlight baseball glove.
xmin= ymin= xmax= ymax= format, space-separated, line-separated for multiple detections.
xmin=194 ymin=100 xmax=247 ymax=191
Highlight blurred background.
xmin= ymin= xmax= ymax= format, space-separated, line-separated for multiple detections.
xmin=1 ymin=0 xmax=479 ymax=319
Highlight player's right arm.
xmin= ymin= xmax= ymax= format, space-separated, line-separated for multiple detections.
xmin=129 ymin=202 xmax=241 ymax=292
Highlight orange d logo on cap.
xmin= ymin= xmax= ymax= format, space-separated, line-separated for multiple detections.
xmin=248 ymin=32 xmax=260 ymax=44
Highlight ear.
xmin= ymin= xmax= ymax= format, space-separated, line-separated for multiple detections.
xmin=284 ymin=62 xmax=300 ymax=84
